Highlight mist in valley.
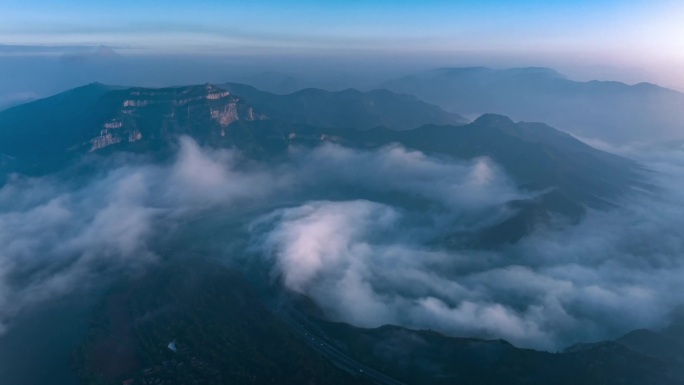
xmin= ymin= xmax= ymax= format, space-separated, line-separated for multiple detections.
xmin=1 ymin=135 xmax=684 ymax=356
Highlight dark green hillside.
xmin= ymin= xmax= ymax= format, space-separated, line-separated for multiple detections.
xmin=383 ymin=114 xmax=642 ymax=207
xmin=225 ymin=113 xmax=643 ymax=213
xmin=308 ymin=320 xmax=683 ymax=385
xmin=0 ymin=83 xmax=265 ymax=174
xmin=0 ymin=83 xmax=122 ymax=168
xmin=74 ymin=260 xmax=370 ymax=385
xmin=224 ymin=114 xmax=646 ymax=245
xmin=74 ymin=259 xmax=684 ymax=385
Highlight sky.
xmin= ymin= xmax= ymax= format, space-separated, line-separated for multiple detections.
xmin=0 ymin=0 xmax=684 ymax=92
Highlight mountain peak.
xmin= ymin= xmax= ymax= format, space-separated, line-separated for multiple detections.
xmin=503 ymin=67 xmax=566 ymax=79
xmin=473 ymin=113 xmax=515 ymax=126
xmin=62 ymin=82 xmax=116 ymax=96
xmin=429 ymin=66 xmax=566 ymax=80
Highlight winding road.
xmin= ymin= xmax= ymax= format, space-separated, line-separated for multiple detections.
xmin=277 ymin=306 xmax=405 ymax=385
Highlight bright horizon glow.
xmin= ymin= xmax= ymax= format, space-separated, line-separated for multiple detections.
xmin=0 ymin=0 xmax=683 ymax=90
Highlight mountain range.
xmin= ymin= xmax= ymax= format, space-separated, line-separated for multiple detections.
xmin=218 ymin=82 xmax=468 ymax=130
xmin=0 ymin=82 xmax=464 ymax=172
xmin=0 ymin=81 xmax=648 ymax=245
xmin=0 ymin=81 xmax=644 ymax=200
xmin=0 ymin=78 xmax=675 ymax=385
xmin=381 ymin=67 xmax=684 ymax=145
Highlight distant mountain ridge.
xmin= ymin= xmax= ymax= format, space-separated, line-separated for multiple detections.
xmin=0 ymin=82 xmax=466 ymax=173
xmin=219 ymin=82 xmax=468 ymax=130
xmin=381 ymin=67 xmax=684 ymax=144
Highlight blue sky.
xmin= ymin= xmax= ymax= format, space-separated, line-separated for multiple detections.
xmin=0 ymin=1 xmax=671 ymax=53
xmin=0 ymin=0 xmax=683 ymax=89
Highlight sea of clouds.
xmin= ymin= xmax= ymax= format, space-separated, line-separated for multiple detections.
xmin=2 ymin=136 xmax=684 ymax=350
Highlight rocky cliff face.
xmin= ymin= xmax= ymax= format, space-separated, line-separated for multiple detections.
xmin=89 ymin=84 xmax=266 ymax=151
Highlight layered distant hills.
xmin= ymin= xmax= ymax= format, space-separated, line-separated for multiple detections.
xmin=381 ymin=67 xmax=684 ymax=145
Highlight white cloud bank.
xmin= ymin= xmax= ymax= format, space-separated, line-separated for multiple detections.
xmin=252 ymin=148 xmax=684 ymax=350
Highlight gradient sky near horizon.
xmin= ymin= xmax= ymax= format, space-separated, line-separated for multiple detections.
xmin=1 ymin=0 xmax=684 ymax=89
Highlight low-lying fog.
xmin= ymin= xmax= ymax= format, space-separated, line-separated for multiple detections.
xmin=2 ymin=137 xmax=684 ymax=350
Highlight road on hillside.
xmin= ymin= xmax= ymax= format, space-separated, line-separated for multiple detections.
xmin=277 ymin=308 xmax=405 ymax=385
